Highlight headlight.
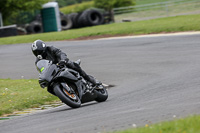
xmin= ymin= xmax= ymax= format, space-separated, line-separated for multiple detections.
xmin=39 ymin=78 xmax=48 ymax=88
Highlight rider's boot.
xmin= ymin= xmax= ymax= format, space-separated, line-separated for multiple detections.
xmin=84 ymin=75 xmax=102 ymax=87
xmin=66 ymin=60 xmax=102 ymax=87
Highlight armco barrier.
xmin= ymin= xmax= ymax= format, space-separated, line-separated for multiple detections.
xmin=23 ymin=9 xmax=111 ymax=34
xmin=0 ymin=25 xmax=18 ymax=37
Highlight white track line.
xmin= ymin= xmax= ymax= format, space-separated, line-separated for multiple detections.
xmin=96 ymin=31 xmax=200 ymax=40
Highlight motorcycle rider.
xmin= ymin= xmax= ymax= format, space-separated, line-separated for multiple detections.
xmin=31 ymin=39 xmax=101 ymax=86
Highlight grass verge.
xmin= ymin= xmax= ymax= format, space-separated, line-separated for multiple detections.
xmin=115 ymin=1 xmax=200 ymax=22
xmin=0 ymin=14 xmax=200 ymax=45
xmin=0 ymin=79 xmax=58 ymax=116
xmin=1 ymin=79 xmax=200 ymax=133
xmin=113 ymin=115 xmax=200 ymax=133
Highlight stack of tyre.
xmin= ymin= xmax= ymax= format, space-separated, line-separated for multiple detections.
xmin=26 ymin=9 xmax=105 ymax=34
xmin=25 ymin=14 xmax=43 ymax=34
xmin=61 ymin=9 xmax=105 ymax=30
xmin=25 ymin=21 xmax=43 ymax=34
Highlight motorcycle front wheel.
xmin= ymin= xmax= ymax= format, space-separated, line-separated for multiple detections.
xmin=94 ymin=86 xmax=108 ymax=102
xmin=54 ymin=83 xmax=81 ymax=108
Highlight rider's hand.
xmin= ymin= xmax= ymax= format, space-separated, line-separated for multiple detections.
xmin=58 ymin=60 xmax=67 ymax=68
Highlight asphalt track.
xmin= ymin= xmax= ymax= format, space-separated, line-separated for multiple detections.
xmin=0 ymin=32 xmax=200 ymax=133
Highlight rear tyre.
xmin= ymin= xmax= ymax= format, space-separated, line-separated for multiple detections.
xmin=26 ymin=21 xmax=43 ymax=34
xmin=68 ymin=13 xmax=80 ymax=28
xmin=94 ymin=86 xmax=108 ymax=102
xmin=60 ymin=15 xmax=73 ymax=30
xmin=54 ymin=83 xmax=81 ymax=108
xmin=78 ymin=9 xmax=104 ymax=27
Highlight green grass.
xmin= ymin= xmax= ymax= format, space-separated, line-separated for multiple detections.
xmin=136 ymin=0 xmax=164 ymax=5
xmin=0 ymin=14 xmax=200 ymax=45
xmin=0 ymin=79 xmax=58 ymax=116
xmin=136 ymin=0 xmax=181 ymax=5
xmin=113 ymin=115 xmax=200 ymax=133
xmin=1 ymin=81 xmax=200 ymax=133
xmin=115 ymin=0 xmax=200 ymax=22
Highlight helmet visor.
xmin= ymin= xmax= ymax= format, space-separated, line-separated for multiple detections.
xmin=33 ymin=50 xmax=46 ymax=59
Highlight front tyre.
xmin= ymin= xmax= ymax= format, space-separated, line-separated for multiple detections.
xmin=94 ymin=86 xmax=108 ymax=102
xmin=54 ymin=84 xmax=81 ymax=108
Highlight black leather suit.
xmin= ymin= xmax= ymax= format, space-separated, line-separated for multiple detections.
xmin=35 ymin=46 xmax=97 ymax=85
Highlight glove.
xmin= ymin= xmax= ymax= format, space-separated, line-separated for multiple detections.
xmin=58 ymin=60 xmax=67 ymax=68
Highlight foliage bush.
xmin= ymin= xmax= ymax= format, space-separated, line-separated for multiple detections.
xmin=0 ymin=0 xmax=48 ymax=25
xmin=60 ymin=0 xmax=136 ymax=15
xmin=60 ymin=1 xmax=94 ymax=14
xmin=56 ymin=0 xmax=92 ymax=8
xmin=4 ymin=0 xmax=136 ymax=25
xmin=94 ymin=0 xmax=135 ymax=11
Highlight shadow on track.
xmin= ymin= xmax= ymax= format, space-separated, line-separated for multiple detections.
xmin=47 ymin=101 xmax=98 ymax=114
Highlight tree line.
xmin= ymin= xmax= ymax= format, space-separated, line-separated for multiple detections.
xmin=0 ymin=0 xmax=135 ymax=26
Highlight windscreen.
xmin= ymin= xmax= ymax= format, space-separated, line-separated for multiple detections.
xmin=36 ymin=60 xmax=52 ymax=73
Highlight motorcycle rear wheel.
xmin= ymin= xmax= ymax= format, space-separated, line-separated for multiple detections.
xmin=54 ymin=83 xmax=81 ymax=108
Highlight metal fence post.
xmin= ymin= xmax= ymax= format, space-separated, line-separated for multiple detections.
xmin=0 ymin=12 xmax=3 ymax=27
xmin=165 ymin=1 xmax=169 ymax=17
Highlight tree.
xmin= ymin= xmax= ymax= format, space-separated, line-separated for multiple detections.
xmin=94 ymin=0 xmax=113 ymax=11
xmin=94 ymin=0 xmax=135 ymax=22
xmin=113 ymin=0 xmax=135 ymax=8
xmin=94 ymin=0 xmax=114 ymax=22
xmin=56 ymin=0 xmax=92 ymax=7
xmin=0 ymin=0 xmax=49 ymax=24
xmin=56 ymin=0 xmax=77 ymax=7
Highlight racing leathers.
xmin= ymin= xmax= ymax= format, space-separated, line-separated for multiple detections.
xmin=35 ymin=46 xmax=99 ymax=86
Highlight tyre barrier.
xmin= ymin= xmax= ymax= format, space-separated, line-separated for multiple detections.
xmin=68 ymin=13 xmax=81 ymax=28
xmin=60 ymin=15 xmax=73 ymax=30
xmin=34 ymin=14 xmax=42 ymax=22
xmin=24 ymin=9 xmax=108 ymax=34
xmin=26 ymin=21 xmax=43 ymax=34
xmin=77 ymin=9 xmax=104 ymax=27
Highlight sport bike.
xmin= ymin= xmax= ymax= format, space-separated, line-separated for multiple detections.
xmin=36 ymin=59 xmax=108 ymax=108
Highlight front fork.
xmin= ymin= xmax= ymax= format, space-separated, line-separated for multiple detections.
xmin=48 ymin=82 xmax=74 ymax=96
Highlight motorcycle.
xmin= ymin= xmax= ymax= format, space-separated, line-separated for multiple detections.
xmin=36 ymin=59 xmax=108 ymax=108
